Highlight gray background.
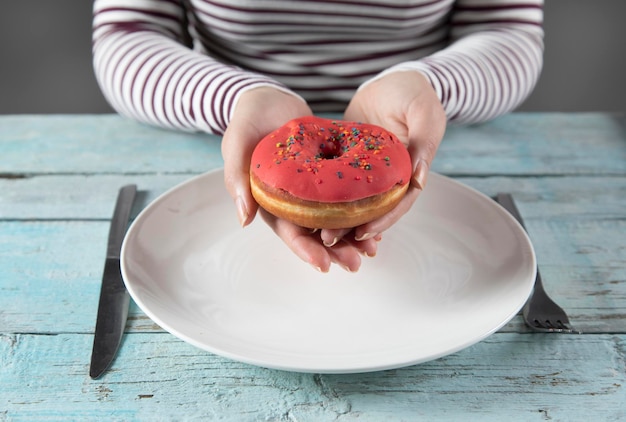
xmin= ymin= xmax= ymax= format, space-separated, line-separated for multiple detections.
xmin=0 ymin=0 xmax=624 ymax=114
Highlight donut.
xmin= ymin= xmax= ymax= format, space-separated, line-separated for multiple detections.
xmin=250 ymin=116 xmax=412 ymax=229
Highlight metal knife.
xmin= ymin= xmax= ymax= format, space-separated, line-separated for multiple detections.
xmin=90 ymin=184 xmax=137 ymax=379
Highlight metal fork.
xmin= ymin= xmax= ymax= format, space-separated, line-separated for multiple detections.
xmin=494 ymin=193 xmax=580 ymax=334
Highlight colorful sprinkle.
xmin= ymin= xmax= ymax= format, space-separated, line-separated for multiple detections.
xmin=262 ymin=119 xmax=405 ymax=191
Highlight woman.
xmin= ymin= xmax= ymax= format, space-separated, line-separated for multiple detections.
xmin=92 ymin=0 xmax=544 ymax=272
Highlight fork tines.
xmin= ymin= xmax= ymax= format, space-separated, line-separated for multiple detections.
xmin=493 ymin=193 xmax=581 ymax=335
xmin=521 ymin=272 xmax=581 ymax=334
xmin=525 ymin=317 xmax=580 ymax=334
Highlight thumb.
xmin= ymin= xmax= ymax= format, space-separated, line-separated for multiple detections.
xmin=405 ymin=101 xmax=446 ymax=192
xmin=221 ymin=122 xmax=261 ymax=227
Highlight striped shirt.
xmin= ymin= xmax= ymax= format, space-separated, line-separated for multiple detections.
xmin=92 ymin=0 xmax=544 ymax=134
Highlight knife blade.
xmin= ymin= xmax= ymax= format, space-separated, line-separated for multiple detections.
xmin=89 ymin=184 xmax=137 ymax=379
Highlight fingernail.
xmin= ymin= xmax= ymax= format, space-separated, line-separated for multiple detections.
xmin=235 ymin=196 xmax=248 ymax=227
xmin=341 ymin=264 xmax=357 ymax=273
xmin=355 ymin=232 xmax=373 ymax=241
xmin=312 ymin=265 xmax=328 ymax=273
xmin=323 ymin=237 xmax=339 ymax=247
xmin=411 ymin=159 xmax=429 ymax=190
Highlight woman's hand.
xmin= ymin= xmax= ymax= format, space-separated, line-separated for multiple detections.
xmin=221 ymin=86 xmax=312 ymax=227
xmin=221 ymin=86 xmax=379 ymax=272
xmin=319 ymin=71 xmax=447 ymax=247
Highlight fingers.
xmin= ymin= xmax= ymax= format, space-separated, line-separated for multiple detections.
xmin=222 ymin=76 xmax=445 ymax=272
xmin=345 ymin=72 xmax=445 ymax=242
xmin=260 ymin=210 xmax=380 ymax=273
xmin=319 ymin=228 xmax=351 ymax=247
xmin=410 ymin=157 xmax=430 ymax=191
xmin=354 ymin=187 xmax=421 ymax=241
xmin=221 ymin=122 xmax=260 ymax=227
xmin=326 ymin=240 xmax=362 ymax=273
xmin=344 ymin=232 xmax=380 ymax=258
xmin=404 ymin=73 xmax=447 ymax=190
xmin=346 ymin=71 xmax=446 ymax=185
xmin=259 ymin=209 xmax=333 ymax=272
xmin=221 ymin=87 xmax=312 ymax=227
xmin=222 ymin=86 xmax=381 ymax=272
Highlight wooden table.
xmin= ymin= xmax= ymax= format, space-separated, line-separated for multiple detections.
xmin=1 ymin=113 xmax=625 ymax=420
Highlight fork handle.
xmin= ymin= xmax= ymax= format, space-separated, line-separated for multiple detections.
xmin=494 ymin=193 xmax=544 ymax=289
xmin=495 ymin=193 xmax=526 ymax=230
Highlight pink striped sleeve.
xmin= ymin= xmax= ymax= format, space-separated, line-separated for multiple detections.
xmin=371 ymin=0 xmax=544 ymax=124
xmin=92 ymin=0 xmax=289 ymax=134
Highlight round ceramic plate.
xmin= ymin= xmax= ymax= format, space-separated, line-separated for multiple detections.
xmin=121 ymin=169 xmax=536 ymax=373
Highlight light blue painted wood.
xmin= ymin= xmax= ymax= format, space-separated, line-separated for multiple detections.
xmin=0 ymin=114 xmax=224 ymax=174
xmin=0 ymin=174 xmax=191 ymax=220
xmin=1 ymin=174 xmax=624 ymax=334
xmin=0 ymin=333 xmax=624 ymax=421
xmin=1 ymin=174 xmax=625 ymax=220
xmin=1 ymin=216 xmax=623 ymax=334
xmin=1 ymin=113 xmax=625 ymax=176
xmin=1 ymin=114 xmax=625 ymax=420
xmin=436 ymin=112 xmax=626 ymax=176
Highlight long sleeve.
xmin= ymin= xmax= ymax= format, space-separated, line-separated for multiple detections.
xmin=92 ymin=0 xmax=289 ymax=134
xmin=375 ymin=0 xmax=544 ymax=123
xmin=93 ymin=0 xmax=544 ymax=132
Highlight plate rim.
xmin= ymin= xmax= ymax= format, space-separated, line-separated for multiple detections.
xmin=121 ymin=169 xmax=536 ymax=373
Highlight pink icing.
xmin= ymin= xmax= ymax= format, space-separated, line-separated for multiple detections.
xmin=250 ymin=116 xmax=412 ymax=203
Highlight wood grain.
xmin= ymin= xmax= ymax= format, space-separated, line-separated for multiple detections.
xmin=1 ymin=113 xmax=624 ymax=176
xmin=1 ymin=175 xmax=624 ymax=334
xmin=0 ymin=333 xmax=624 ymax=420
xmin=1 ymin=113 xmax=625 ymax=420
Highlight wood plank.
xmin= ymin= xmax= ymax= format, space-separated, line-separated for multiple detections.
xmin=0 ymin=174 xmax=192 ymax=220
xmin=1 ymin=113 xmax=625 ymax=176
xmin=436 ymin=112 xmax=626 ymax=176
xmin=2 ymin=174 xmax=625 ymax=220
xmin=1 ymin=174 xmax=624 ymax=334
xmin=1 ymin=217 xmax=624 ymax=334
xmin=0 ymin=114 xmax=223 ymax=175
xmin=2 ymin=114 xmax=624 ymax=419
xmin=1 ymin=333 xmax=624 ymax=420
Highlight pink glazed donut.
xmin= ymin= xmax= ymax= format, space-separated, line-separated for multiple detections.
xmin=250 ymin=116 xmax=412 ymax=229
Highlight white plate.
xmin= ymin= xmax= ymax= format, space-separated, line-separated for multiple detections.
xmin=121 ymin=169 xmax=536 ymax=373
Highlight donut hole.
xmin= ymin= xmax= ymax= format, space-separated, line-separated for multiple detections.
xmin=317 ymin=137 xmax=343 ymax=160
